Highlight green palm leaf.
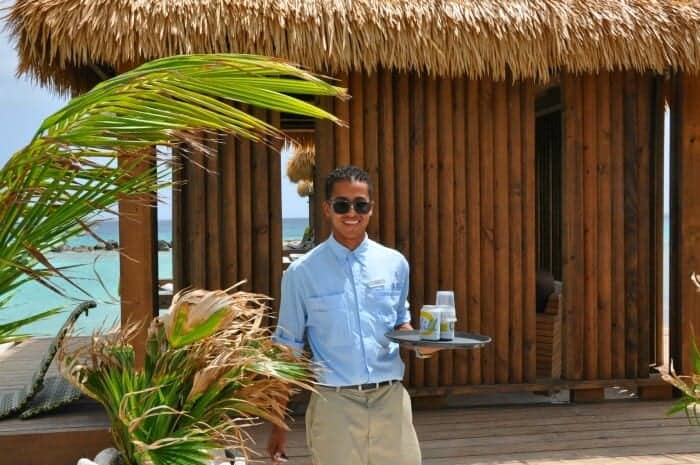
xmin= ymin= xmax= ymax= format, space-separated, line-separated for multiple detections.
xmin=1 ymin=53 xmax=345 ymax=341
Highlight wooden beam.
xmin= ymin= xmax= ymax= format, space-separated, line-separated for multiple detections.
xmin=597 ymin=71 xmax=613 ymax=380
xmin=561 ymin=74 xmax=585 ymax=380
xmin=424 ymin=76 xmax=440 ymax=387
xmin=406 ymin=373 xmax=670 ymax=397
xmin=611 ymin=72 xmax=627 ymax=378
xmin=438 ymin=76 xmax=455 ymax=386
xmin=467 ymin=79 xmax=482 ymax=385
xmin=479 ymin=79 xmax=496 ymax=385
xmin=115 ymin=62 xmax=157 ymax=367
xmin=670 ymin=72 xmax=700 ymax=374
xmin=409 ymin=72 xmax=426 ymax=387
xmin=493 ymin=80 xmax=510 ymax=384
xmin=118 ymin=152 xmax=157 ymax=368
xmin=521 ymin=80 xmax=537 ymax=382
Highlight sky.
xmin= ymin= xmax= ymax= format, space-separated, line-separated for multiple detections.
xmin=0 ymin=27 xmax=309 ymax=220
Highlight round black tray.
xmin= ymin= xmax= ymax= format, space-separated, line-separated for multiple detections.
xmin=385 ymin=330 xmax=491 ymax=349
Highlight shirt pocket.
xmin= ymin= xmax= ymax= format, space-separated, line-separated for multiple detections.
xmin=306 ymin=292 xmax=351 ymax=347
xmin=366 ymin=288 xmax=402 ymax=327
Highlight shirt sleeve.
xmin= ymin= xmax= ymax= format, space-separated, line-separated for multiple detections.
xmin=272 ymin=266 xmax=306 ymax=355
xmin=396 ymin=256 xmax=412 ymax=327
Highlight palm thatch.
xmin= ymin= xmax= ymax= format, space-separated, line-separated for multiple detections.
xmin=7 ymin=0 xmax=700 ymax=94
xmin=297 ymin=179 xmax=314 ymax=198
xmin=286 ymin=144 xmax=315 ymax=183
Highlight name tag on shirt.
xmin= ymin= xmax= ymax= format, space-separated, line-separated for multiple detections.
xmin=367 ymin=279 xmax=385 ymax=288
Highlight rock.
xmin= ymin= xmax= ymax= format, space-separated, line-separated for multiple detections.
xmin=94 ymin=243 xmax=105 ymax=250
xmin=77 ymin=459 xmax=98 ymax=465
xmin=93 ymin=447 xmax=124 ymax=465
xmin=157 ymin=239 xmax=171 ymax=251
xmin=50 ymin=244 xmax=68 ymax=252
xmin=104 ymin=240 xmax=118 ymax=251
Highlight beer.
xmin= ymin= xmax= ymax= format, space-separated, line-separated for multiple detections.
xmin=420 ymin=305 xmax=441 ymax=340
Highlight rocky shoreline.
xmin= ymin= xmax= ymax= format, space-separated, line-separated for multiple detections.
xmin=51 ymin=240 xmax=173 ymax=252
xmin=50 ymin=239 xmax=307 ymax=253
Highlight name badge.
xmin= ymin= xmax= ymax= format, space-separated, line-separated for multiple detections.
xmin=367 ymin=279 xmax=385 ymax=288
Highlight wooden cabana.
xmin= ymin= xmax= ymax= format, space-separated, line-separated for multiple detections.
xmin=8 ymin=0 xmax=700 ymax=401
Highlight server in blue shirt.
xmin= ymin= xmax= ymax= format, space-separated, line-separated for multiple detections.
xmin=268 ymin=166 xmax=435 ymax=465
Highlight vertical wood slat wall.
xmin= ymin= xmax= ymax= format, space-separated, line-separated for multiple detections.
xmin=172 ymin=117 xmax=284 ymax=315
xmin=670 ymin=72 xmax=700 ymax=375
xmin=316 ymin=70 xmax=537 ymax=386
xmin=171 ymin=69 xmax=663 ymax=389
xmin=561 ymin=72 xmax=663 ymax=381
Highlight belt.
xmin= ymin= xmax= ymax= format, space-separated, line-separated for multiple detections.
xmin=332 ymin=379 xmax=400 ymax=392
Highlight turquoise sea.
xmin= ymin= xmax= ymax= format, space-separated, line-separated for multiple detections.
xmin=1 ymin=218 xmax=309 ymax=336
xmin=2 ymin=217 xmax=670 ymax=337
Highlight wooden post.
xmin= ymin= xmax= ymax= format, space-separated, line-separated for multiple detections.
xmin=561 ymin=74 xmax=585 ymax=381
xmin=116 ymin=62 xmax=157 ymax=368
xmin=118 ymin=152 xmax=158 ymax=368
xmin=670 ymin=72 xmax=700 ymax=374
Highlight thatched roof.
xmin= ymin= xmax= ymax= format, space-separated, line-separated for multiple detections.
xmin=286 ymin=144 xmax=315 ymax=183
xmin=7 ymin=0 xmax=700 ymax=94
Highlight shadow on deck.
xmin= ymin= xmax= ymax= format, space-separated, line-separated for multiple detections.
xmin=2 ymin=339 xmax=699 ymax=465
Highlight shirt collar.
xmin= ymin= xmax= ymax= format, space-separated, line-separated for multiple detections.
xmin=328 ymin=233 xmax=370 ymax=264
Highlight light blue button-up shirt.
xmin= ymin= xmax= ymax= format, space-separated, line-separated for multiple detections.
xmin=273 ymin=234 xmax=411 ymax=386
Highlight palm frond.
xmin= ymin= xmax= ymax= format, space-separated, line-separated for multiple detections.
xmin=60 ymin=288 xmax=314 ymax=465
xmin=1 ymin=53 xmax=345 ymax=335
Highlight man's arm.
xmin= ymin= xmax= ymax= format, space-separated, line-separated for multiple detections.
xmin=268 ymin=269 xmax=306 ymax=463
xmin=394 ymin=260 xmax=439 ymax=356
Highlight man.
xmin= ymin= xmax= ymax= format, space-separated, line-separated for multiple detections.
xmin=268 ymin=166 xmax=436 ymax=465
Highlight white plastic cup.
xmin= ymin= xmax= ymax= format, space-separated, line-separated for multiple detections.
xmin=438 ymin=306 xmax=456 ymax=340
xmin=436 ymin=291 xmax=457 ymax=340
xmin=436 ymin=290 xmax=455 ymax=307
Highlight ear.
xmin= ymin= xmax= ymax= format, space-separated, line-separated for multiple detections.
xmin=322 ymin=199 xmax=331 ymax=219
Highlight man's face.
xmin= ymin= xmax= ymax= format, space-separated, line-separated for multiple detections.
xmin=322 ymin=180 xmax=373 ymax=249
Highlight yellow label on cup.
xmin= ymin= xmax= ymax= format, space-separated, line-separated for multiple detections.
xmin=420 ymin=305 xmax=441 ymax=340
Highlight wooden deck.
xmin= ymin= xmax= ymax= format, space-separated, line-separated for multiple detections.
xmin=252 ymin=400 xmax=700 ymax=465
xmin=2 ymin=339 xmax=700 ymax=465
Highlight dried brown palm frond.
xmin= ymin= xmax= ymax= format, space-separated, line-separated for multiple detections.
xmin=297 ymin=179 xmax=314 ymax=197
xmin=286 ymin=144 xmax=315 ymax=183
xmin=58 ymin=287 xmax=313 ymax=465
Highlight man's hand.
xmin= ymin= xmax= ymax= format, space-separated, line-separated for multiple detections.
xmin=267 ymin=425 xmax=288 ymax=463
xmin=396 ymin=323 xmax=441 ymax=356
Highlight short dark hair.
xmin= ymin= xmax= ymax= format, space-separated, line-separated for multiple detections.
xmin=324 ymin=166 xmax=373 ymax=200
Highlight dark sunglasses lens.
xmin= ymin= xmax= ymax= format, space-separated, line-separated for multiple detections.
xmin=354 ymin=201 xmax=371 ymax=214
xmin=332 ymin=200 xmax=352 ymax=214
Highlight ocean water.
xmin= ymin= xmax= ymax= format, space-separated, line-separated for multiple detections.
xmin=2 ymin=217 xmax=669 ymax=337
xmin=0 ymin=218 xmax=309 ymax=336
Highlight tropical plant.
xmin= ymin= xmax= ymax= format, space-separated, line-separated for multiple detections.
xmin=0 ymin=304 xmax=61 ymax=344
xmin=59 ymin=287 xmax=313 ymax=465
xmin=662 ymin=340 xmax=700 ymax=423
xmin=662 ymin=274 xmax=700 ymax=422
xmin=0 ymin=53 xmax=345 ymax=340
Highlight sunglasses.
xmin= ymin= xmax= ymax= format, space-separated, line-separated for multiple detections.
xmin=329 ymin=198 xmax=373 ymax=215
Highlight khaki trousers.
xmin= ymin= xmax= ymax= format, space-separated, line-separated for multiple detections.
xmin=305 ymin=382 xmax=421 ymax=465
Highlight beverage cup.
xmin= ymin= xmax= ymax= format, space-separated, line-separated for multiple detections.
xmin=436 ymin=291 xmax=457 ymax=340
xmin=436 ymin=290 xmax=455 ymax=307
xmin=438 ymin=305 xmax=456 ymax=340
xmin=419 ymin=305 xmax=441 ymax=340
